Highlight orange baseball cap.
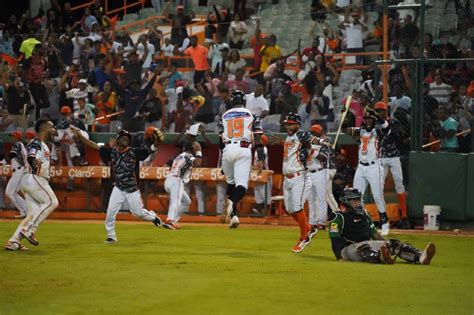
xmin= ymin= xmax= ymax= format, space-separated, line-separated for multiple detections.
xmin=310 ymin=124 xmax=323 ymax=135
xmin=61 ymin=106 xmax=72 ymax=114
xmin=374 ymin=101 xmax=388 ymax=111
xmin=145 ymin=126 xmax=156 ymax=139
xmin=10 ymin=130 xmax=23 ymax=140
xmin=25 ymin=129 xmax=36 ymax=139
xmin=260 ymin=134 xmax=268 ymax=145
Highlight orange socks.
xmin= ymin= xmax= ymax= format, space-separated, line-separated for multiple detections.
xmin=291 ymin=211 xmax=309 ymax=240
xmin=398 ymin=193 xmax=407 ymax=218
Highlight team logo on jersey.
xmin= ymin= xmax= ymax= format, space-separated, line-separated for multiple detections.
xmin=223 ymin=111 xmax=251 ymax=119
xmin=330 ymin=222 xmax=339 ymax=233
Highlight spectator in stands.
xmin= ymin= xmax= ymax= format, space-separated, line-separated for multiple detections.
xmin=24 ymin=44 xmax=50 ymax=119
xmin=123 ymin=51 xmax=146 ymax=86
xmin=250 ymin=17 xmax=266 ymax=72
xmin=184 ymin=35 xmax=209 ymax=84
xmin=276 ymin=81 xmax=299 ymax=131
xmin=162 ymin=37 xmax=175 ymax=57
xmin=265 ymin=60 xmax=293 ymax=114
xmin=3 ymin=76 xmax=31 ymax=129
xmin=208 ymin=34 xmax=229 ymax=77
xmin=80 ymin=6 xmax=98 ymax=33
xmin=95 ymin=82 xmax=118 ymax=132
xmin=225 ymin=68 xmax=251 ymax=93
xmin=339 ymin=9 xmax=368 ymax=64
xmin=434 ymin=107 xmax=459 ymax=152
xmin=259 ymin=34 xmax=282 ymax=73
xmin=229 ymin=13 xmax=248 ymax=50
xmin=399 ymin=14 xmax=419 ymax=53
xmin=93 ymin=53 xmax=110 ymax=91
xmin=137 ymin=34 xmax=155 ymax=70
xmin=204 ymin=14 xmax=218 ymax=45
xmin=217 ymin=86 xmax=232 ymax=117
xmin=246 ymin=84 xmax=269 ymax=118
xmin=65 ymin=78 xmax=91 ymax=112
xmin=60 ymin=2 xmax=77 ymax=31
xmin=332 ymin=148 xmax=355 ymax=204
xmin=140 ymin=88 xmax=163 ymax=129
xmin=310 ymin=0 xmax=327 ymax=23
xmin=429 ymin=71 xmax=454 ymax=108
xmin=75 ymin=97 xmax=95 ymax=130
xmin=301 ymin=37 xmax=321 ymax=66
xmin=0 ymin=109 xmax=15 ymax=132
xmin=168 ymin=85 xmax=194 ymax=132
xmin=306 ymin=83 xmax=330 ymax=131
xmin=55 ymin=105 xmax=88 ymax=166
xmin=0 ymin=31 xmax=14 ymax=56
xmin=225 ymin=49 xmax=246 ymax=76
xmin=194 ymin=83 xmax=215 ymax=124
xmin=168 ymin=4 xmax=194 ymax=46
xmin=390 ymin=83 xmax=412 ymax=118
xmin=213 ymin=5 xmax=231 ymax=39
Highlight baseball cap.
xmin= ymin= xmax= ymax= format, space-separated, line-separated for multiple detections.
xmin=374 ymin=101 xmax=388 ymax=111
xmin=10 ymin=130 xmax=23 ymax=140
xmin=177 ymin=5 xmax=184 ymax=10
xmin=78 ymin=78 xmax=88 ymax=85
xmin=260 ymin=134 xmax=268 ymax=145
xmin=310 ymin=124 xmax=323 ymax=135
xmin=61 ymin=106 xmax=72 ymax=114
xmin=25 ymin=129 xmax=36 ymax=139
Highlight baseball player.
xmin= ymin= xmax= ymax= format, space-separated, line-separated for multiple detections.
xmin=5 ymin=130 xmax=28 ymax=219
xmin=252 ymin=134 xmax=271 ymax=215
xmin=343 ymin=109 xmax=391 ymax=236
xmin=5 ymin=118 xmax=59 ymax=251
xmin=374 ymin=102 xmax=410 ymax=229
xmin=282 ymin=113 xmax=320 ymax=253
xmin=219 ymin=90 xmax=265 ymax=229
xmin=163 ymin=142 xmax=195 ymax=229
xmin=74 ymin=128 xmax=164 ymax=243
xmin=329 ymin=188 xmax=436 ymax=265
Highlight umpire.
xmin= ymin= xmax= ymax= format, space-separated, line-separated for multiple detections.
xmin=329 ymin=188 xmax=436 ymax=265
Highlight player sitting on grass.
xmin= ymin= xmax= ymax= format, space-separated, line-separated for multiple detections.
xmin=329 ymin=188 xmax=436 ymax=264
xmin=72 ymin=127 xmax=165 ymax=243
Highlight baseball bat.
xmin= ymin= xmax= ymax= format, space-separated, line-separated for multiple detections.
xmin=422 ymin=129 xmax=471 ymax=149
xmin=332 ymin=95 xmax=352 ymax=148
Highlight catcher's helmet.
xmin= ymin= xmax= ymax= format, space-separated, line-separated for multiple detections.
xmin=340 ymin=188 xmax=364 ymax=215
xmin=283 ymin=112 xmax=301 ymax=124
xmin=231 ymin=90 xmax=247 ymax=106
xmin=116 ymin=129 xmax=132 ymax=141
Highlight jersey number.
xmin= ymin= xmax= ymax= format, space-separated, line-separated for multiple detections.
xmin=361 ymin=137 xmax=369 ymax=155
xmin=227 ymin=118 xmax=244 ymax=138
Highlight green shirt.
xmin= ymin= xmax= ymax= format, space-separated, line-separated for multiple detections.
xmin=329 ymin=211 xmax=378 ymax=243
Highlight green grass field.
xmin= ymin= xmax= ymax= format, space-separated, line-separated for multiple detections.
xmin=1 ymin=221 xmax=473 ymax=315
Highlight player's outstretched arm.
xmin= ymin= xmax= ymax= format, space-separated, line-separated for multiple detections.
xmin=71 ymin=126 xmax=100 ymax=150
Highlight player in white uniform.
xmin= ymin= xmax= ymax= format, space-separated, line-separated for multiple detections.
xmin=5 ymin=131 xmax=29 ymax=219
xmin=219 ymin=90 xmax=265 ymax=229
xmin=344 ymin=110 xmax=391 ymax=236
xmin=252 ymin=134 xmax=272 ymax=215
xmin=163 ymin=142 xmax=195 ymax=229
xmin=5 ymin=119 xmax=59 ymax=250
xmin=282 ymin=113 xmax=320 ymax=253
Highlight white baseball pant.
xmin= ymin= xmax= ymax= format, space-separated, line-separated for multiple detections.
xmin=184 ymin=181 xmax=206 ymax=214
xmin=105 ymin=186 xmax=158 ymax=240
xmin=254 ymin=176 xmax=272 ymax=205
xmin=382 ymin=157 xmax=405 ymax=194
xmin=216 ymin=182 xmax=227 ymax=214
xmin=221 ymin=144 xmax=252 ymax=189
xmin=308 ymin=169 xmax=328 ymax=225
xmin=165 ymin=176 xmax=191 ymax=223
xmin=326 ymin=169 xmax=339 ymax=212
xmin=353 ymin=161 xmax=386 ymax=214
xmin=283 ymin=173 xmax=312 ymax=214
xmin=5 ymin=167 xmax=28 ymax=216
xmin=9 ymin=174 xmax=59 ymax=243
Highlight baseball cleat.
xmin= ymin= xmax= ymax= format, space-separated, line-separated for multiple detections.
xmin=222 ymin=198 xmax=233 ymax=222
xmin=20 ymin=230 xmax=39 ymax=246
xmin=104 ymin=238 xmax=117 ymax=244
xmin=291 ymin=238 xmax=308 ymax=253
xmin=420 ymin=243 xmax=436 ymax=265
xmin=4 ymin=241 xmax=29 ymax=251
xmin=152 ymin=216 xmax=162 ymax=227
xmin=379 ymin=244 xmax=395 ymax=264
xmin=229 ymin=216 xmax=240 ymax=229
xmin=14 ymin=213 xmax=27 ymax=219
xmin=380 ymin=223 xmax=390 ymax=236
xmin=307 ymin=226 xmax=318 ymax=242
xmin=163 ymin=220 xmax=181 ymax=230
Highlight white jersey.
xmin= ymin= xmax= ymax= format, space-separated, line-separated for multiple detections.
xmin=220 ymin=107 xmax=262 ymax=143
xmin=253 ymin=146 xmax=269 ymax=169
xmin=168 ymin=152 xmax=195 ymax=184
xmin=10 ymin=142 xmax=28 ymax=169
xmin=358 ymin=128 xmax=381 ymax=162
xmin=26 ymin=139 xmax=51 ymax=180
xmin=283 ymin=130 xmax=312 ymax=175
xmin=308 ymin=144 xmax=323 ymax=171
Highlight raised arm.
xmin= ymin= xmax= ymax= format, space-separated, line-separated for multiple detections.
xmin=71 ymin=126 xmax=100 ymax=150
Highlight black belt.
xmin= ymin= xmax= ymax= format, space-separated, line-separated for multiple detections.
xmin=224 ymin=140 xmax=250 ymax=148
xmin=359 ymin=161 xmax=376 ymax=166
xmin=12 ymin=167 xmax=22 ymax=172
xmin=309 ymin=168 xmax=323 ymax=173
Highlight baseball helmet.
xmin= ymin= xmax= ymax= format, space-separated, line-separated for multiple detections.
xmin=25 ymin=129 xmax=36 ymax=139
xmin=231 ymin=90 xmax=247 ymax=106
xmin=340 ymin=188 xmax=364 ymax=215
xmin=116 ymin=129 xmax=132 ymax=141
xmin=260 ymin=134 xmax=269 ymax=145
xmin=10 ymin=130 xmax=23 ymax=141
xmin=283 ymin=112 xmax=301 ymax=124
xmin=309 ymin=124 xmax=323 ymax=135
xmin=374 ymin=101 xmax=388 ymax=111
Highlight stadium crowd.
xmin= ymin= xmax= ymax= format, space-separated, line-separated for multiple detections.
xmin=0 ymin=0 xmax=472 ymax=218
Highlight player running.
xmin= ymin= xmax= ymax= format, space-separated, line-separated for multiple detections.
xmin=219 ymin=90 xmax=265 ymax=229
xmin=5 ymin=130 xmax=29 ymax=219
xmin=343 ymin=108 xmax=391 ymax=236
xmin=282 ymin=113 xmax=321 ymax=253
xmin=163 ymin=142 xmax=195 ymax=229
xmin=73 ymin=128 xmax=164 ymax=243
xmin=328 ymin=188 xmax=435 ymax=264
xmin=5 ymin=119 xmax=59 ymax=250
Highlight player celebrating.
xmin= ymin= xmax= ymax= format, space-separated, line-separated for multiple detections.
xmin=163 ymin=142 xmax=195 ymax=229
xmin=374 ymin=102 xmax=410 ymax=229
xmin=328 ymin=188 xmax=436 ymax=264
xmin=219 ymin=90 xmax=265 ymax=229
xmin=5 ymin=119 xmax=59 ymax=250
xmin=74 ymin=128 xmax=163 ymax=243
xmin=282 ymin=113 xmax=319 ymax=253
xmin=5 ymin=131 xmax=28 ymax=219
xmin=343 ymin=109 xmax=391 ymax=235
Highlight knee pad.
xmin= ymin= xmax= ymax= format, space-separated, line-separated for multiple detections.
xmin=356 ymin=243 xmax=380 ymax=263
xmin=387 ymin=239 xmax=421 ymax=263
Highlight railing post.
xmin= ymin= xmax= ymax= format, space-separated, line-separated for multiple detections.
xmin=382 ymin=0 xmax=389 ymax=104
